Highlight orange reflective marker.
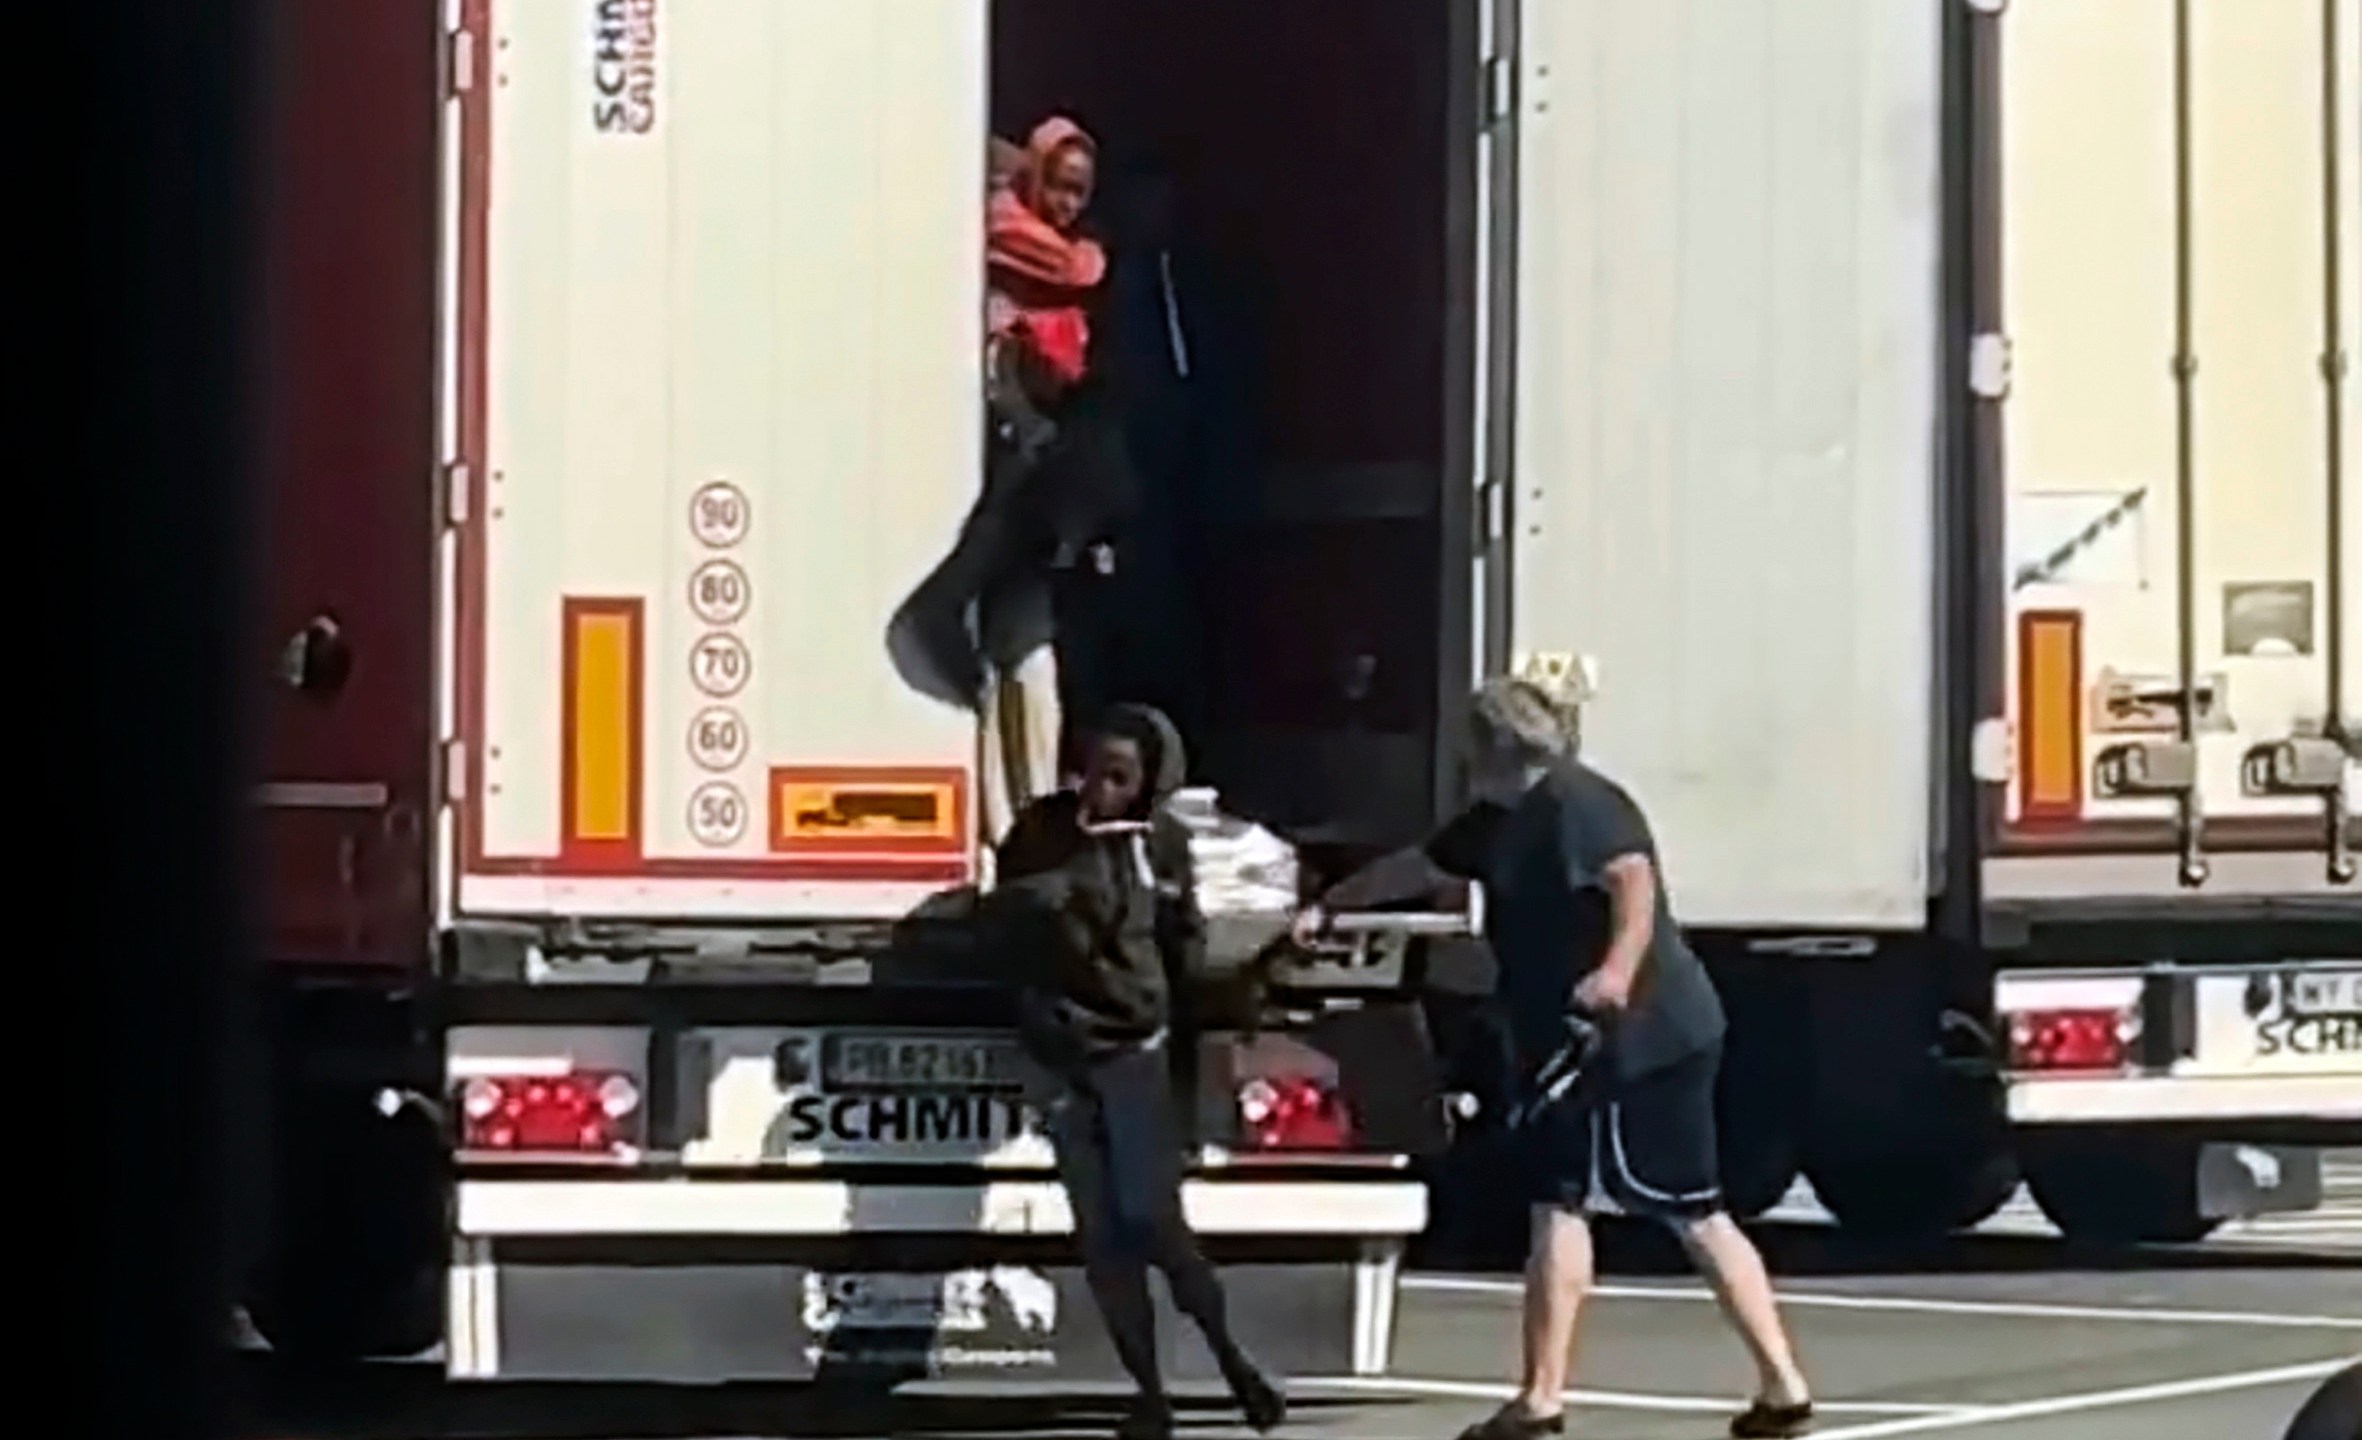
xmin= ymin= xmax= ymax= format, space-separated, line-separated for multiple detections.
xmin=562 ymin=598 xmax=645 ymax=859
xmin=2017 ymin=609 xmax=2084 ymax=823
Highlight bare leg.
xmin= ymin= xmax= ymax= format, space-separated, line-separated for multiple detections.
xmin=1515 ymin=1205 xmax=1595 ymax=1418
xmin=1674 ymin=1212 xmax=1811 ymax=1406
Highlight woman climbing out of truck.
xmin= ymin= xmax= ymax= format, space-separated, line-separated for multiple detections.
xmin=985 ymin=702 xmax=1288 ymax=1440
xmin=887 ymin=115 xmax=1140 ymax=843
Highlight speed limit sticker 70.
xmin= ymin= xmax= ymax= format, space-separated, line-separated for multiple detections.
xmin=690 ymin=633 xmax=751 ymax=699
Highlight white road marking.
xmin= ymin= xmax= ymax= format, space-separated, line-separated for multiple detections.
xmin=1402 ymin=1274 xmax=2362 ymax=1331
xmin=1304 ymin=1375 xmax=1967 ymax=1416
xmin=1803 ymin=1357 xmax=2357 ymax=1440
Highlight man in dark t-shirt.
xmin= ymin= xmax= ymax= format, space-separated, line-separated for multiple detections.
xmin=1423 ymin=759 xmax=1727 ymax=1082
xmin=1295 ymin=679 xmax=1814 ymax=1440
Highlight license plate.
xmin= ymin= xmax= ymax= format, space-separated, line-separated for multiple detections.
xmin=2192 ymin=969 xmax=2362 ymax=1075
xmin=819 ymin=1033 xmax=1029 ymax=1092
xmin=679 ymin=1028 xmax=1054 ymax=1167
xmin=2286 ymin=969 xmax=2362 ymax=1018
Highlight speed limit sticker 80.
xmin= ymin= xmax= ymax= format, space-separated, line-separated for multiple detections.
xmin=688 ymin=558 xmax=751 ymax=627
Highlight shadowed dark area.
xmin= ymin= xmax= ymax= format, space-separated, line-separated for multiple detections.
xmin=244 ymin=1362 xmax=1378 ymax=1440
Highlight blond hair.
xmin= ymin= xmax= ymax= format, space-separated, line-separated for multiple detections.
xmin=1468 ymin=676 xmax=1575 ymax=765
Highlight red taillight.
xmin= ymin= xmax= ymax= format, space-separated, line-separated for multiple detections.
xmin=1237 ymin=1075 xmax=1354 ymax=1152
xmin=2007 ymin=1007 xmax=2137 ymax=1072
xmin=457 ymin=1070 xmax=641 ymax=1154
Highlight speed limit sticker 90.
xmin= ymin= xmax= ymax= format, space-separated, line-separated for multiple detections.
xmin=689 ymin=481 xmax=750 ymax=549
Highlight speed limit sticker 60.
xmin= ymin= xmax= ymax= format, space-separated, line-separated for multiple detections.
xmin=688 ymin=707 xmax=749 ymax=772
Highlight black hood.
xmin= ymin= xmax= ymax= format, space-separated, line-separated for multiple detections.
xmin=1097 ymin=702 xmax=1186 ymax=813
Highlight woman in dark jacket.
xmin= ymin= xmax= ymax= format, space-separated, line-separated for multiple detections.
xmin=988 ymin=703 xmax=1285 ymax=1440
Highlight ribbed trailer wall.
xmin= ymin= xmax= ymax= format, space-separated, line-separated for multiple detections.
xmin=1505 ymin=0 xmax=1944 ymax=928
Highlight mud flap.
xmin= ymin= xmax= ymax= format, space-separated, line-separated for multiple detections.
xmin=448 ymin=1243 xmax=1372 ymax=1384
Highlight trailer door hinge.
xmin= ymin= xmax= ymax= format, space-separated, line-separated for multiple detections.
xmin=1970 ymin=717 xmax=2013 ymax=784
xmin=442 ymin=460 xmax=472 ymax=526
xmin=1482 ymin=53 xmax=1515 ymax=130
xmin=442 ymin=740 xmax=467 ymax=805
xmin=1968 ymin=332 xmax=2013 ymax=400
xmin=1478 ymin=479 xmax=1506 ymax=546
xmin=445 ymin=27 xmax=477 ymax=98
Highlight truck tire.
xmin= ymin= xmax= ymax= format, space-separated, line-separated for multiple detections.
xmin=2021 ymin=1133 xmax=2220 ymax=1246
xmin=1805 ymin=1146 xmax=2016 ymax=1240
xmin=1718 ymin=1128 xmax=1799 ymax=1223
xmin=2282 ymin=1360 xmax=2362 ymax=1440
xmin=1793 ymin=944 xmax=2016 ymax=1241
xmin=249 ymin=1258 xmax=441 ymax=1367
xmin=249 ymin=1087 xmax=447 ymax=1364
xmin=1713 ymin=987 xmax=1804 ymax=1224
xmin=1414 ymin=1137 xmax=1531 ymax=1272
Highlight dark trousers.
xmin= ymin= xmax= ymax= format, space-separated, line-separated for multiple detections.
xmin=886 ymin=403 xmax=1137 ymax=713
xmin=1050 ymin=1042 xmax=1241 ymax=1398
xmin=887 ymin=440 xmax=1046 ymax=708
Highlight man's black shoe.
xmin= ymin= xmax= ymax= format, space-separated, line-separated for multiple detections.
xmin=1454 ymin=1402 xmax=1565 ymax=1439
xmin=1730 ymin=1397 xmax=1816 ymax=1437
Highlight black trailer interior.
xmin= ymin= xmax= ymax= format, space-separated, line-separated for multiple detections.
xmin=992 ymin=0 xmax=1484 ymax=855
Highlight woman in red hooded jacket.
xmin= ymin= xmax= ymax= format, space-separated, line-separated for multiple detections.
xmin=987 ymin=116 xmax=1106 ymax=394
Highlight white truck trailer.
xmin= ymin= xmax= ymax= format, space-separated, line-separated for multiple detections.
xmin=245 ymin=0 xmax=2358 ymax=1376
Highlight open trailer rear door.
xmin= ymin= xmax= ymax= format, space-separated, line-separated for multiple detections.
xmin=1986 ymin=0 xmax=2361 ymax=906
xmin=1493 ymin=0 xmax=1946 ymax=929
xmin=257 ymin=1 xmax=441 ymax=971
xmin=440 ymin=0 xmax=987 ymax=923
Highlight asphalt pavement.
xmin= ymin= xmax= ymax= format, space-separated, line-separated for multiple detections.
xmin=248 ymin=1153 xmax=2362 ymax=1440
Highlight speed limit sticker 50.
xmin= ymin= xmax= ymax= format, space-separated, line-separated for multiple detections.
xmin=687 ymin=781 xmax=749 ymax=848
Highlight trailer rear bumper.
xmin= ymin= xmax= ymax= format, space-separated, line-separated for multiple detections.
xmin=2007 ymin=1073 xmax=2362 ymax=1127
xmin=448 ymin=1178 xmax=1421 ymax=1384
xmin=456 ymin=1176 xmax=1424 ymax=1237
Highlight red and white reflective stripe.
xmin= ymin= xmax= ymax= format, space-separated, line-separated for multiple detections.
xmin=2006 ymin=1007 xmax=2138 ymax=1073
xmin=1994 ymin=973 xmax=2144 ymax=1076
xmin=457 ymin=1069 xmax=642 ymax=1155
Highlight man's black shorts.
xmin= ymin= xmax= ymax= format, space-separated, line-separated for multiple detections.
xmin=1525 ymin=1042 xmax=1723 ymax=1222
